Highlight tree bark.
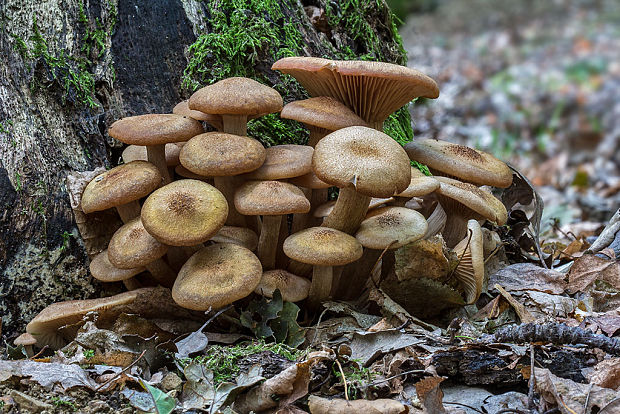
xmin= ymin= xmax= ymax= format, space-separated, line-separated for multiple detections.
xmin=0 ymin=0 xmax=407 ymax=338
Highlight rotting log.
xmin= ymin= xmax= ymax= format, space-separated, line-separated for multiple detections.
xmin=0 ymin=0 xmax=411 ymax=338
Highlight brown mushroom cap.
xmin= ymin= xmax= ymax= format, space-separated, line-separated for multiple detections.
xmin=254 ymin=269 xmax=311 ymax=302
xmin=312 ymin=126 xmax=411 ymax=197
xmin=173 ymin=100 xmax=223 ymax=129
xmin=90 ymin=249 xmax=146 ymax=282
xmin=109 ymin=114 xmax=203 ymax=146
xmin=179 ymin=132 xmax=266 ymax=176
xmin=283 ymin=227 xmax=363 ymax=266
xmin=242 ymin=145 xmax=314 ymax=180
xmin=288 ymin=170 xmax=331 ymax=189
xmin=122 ymin=143 xmax=183 ymax=166
xmin=14 ymin=333 xmax=37 ymax=347
xmin=81 ymin=161 xmax=162 ymax=214
xmin=453 ymin=220 xmax=485 ymax=304
xmin=141 ymin=179 xmax=228 ymax=246
xmin=272 ymin=57 xmax=439 ymax=127
xmin=356 ymin=207 xmax=428 ymax=250
xmin=396 ymin=167 xmax=440 ymax=197
xmin=188 ymin=77 xmax=283 ymax=116
xmin=107 ymin=217 xmax=169 ymax=269
xmin=280 ymin=96 xmax=369 ymax=130
xmin=234 ymin=181 xmax=310 ymax=216
xmin=405 ymin=139 xmax=513 ymax=188
xmin=172 ymin=243 xmax=263 ymax=310
xmin=211 ymin=226 xmax=259 ymax=251
xmin=435 ymin=177 xmax=508 ymax=225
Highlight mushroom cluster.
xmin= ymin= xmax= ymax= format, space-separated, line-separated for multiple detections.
xmin=24 ymin=57 xmax=515 ymax=350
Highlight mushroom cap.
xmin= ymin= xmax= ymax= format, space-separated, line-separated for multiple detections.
xmin=312 ymin=126 xmax=411 ymax=197
xmin=283 ymin=227 xmax=363 ymax=266
xmin=172 ymin=243 xmax=263 ymax=310
xmin=107 ymin=217 xmax=169 ymax=269
xmin=435 ymin=177 xmax=508 ymax=225
xmin=405 ymin=139 xmax=513 ymax=188
xmin=254 ymin=269 xmax=311 ymax=302
xmin=453 ymin=220 xmax=485 ymax=304
xmin=109 ymin=114 xmax=204 ymax=145
xmin=179 ymin=132 xmax=266 ymax=176
xmin=122 ymin=143 xmax=183 ymax=166
xmin=173 ymin=100 xmax=224 ymax=129
xmin=356 ymin=207 xmax=428 ymax=249
xmin=280 ymin=97 xmax=369 ymax=130
xmin=234 ymin=181 xmax=310 ymax=216
xmin=288 ymin=170 xmax=331 ymax=189
xmin=14 ymin=333 xmax=37 ymax=347
xmin=396 ymin=167 xmax=440 ymax=197
xmin=188 ymin=77 xmax=283 ymax=116
xmin=141 ymin=179 xmax=228 ymax=246
xmin=272 ymin=57 xmax=439 ymax=124
xmin=243 ymin=145 xmax=314 ymax=180
xmin=90 ymin=249 xmax=146 ymax=282
xmin=211 ymin=226 xmax=259 ymax=251
xmin=81 ymin=161 xmax=162 ymax=214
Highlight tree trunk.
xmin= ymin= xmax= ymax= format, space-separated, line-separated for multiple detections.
xmin=0 ymin=0 xmax=408 ymax=339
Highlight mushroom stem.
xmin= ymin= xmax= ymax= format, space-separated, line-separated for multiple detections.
xmin=145 ymin=259 xmax=177 ymax=288
xmin=443 ymin=214 xmax=469 ymax=248
xmin=336 ymin=248 xmax=381 ymax=300
xmin=275 ymin=215 xmax=289 ymax=269
xmin=307 ymin=126 xmax=330 ymax=147
xmin=310 ymin=188 xmax=328 ymax=227
xmin=322 ymin=187 xmax=371 ymax=234
xmin=368 ymin=120 xmax=384 ymax=132
xmin=424 ymin=203 xmax=447 ymax=239
xmin=291 ymin=188 xmax=312 ymax=234
xmin=123 ymin=278 xmax=142 ymax=291
xmin=308 ymin=265 xmax=333 ymax=309
xmin=214 ymin=176 xmax=246 ymax=226
xmin=258 ymin=215 xmax=282 ymax=269
xmin=147 ymin=144 xmax=172 ymax=185
xmin=116 ymin=201 xmax=142 ymax=224
xmin=221 ymin=114 xmax=248 ymax=136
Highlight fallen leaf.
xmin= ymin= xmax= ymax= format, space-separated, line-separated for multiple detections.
xmin=140 ymin=380 xmax=176 ymax=414
xmin=307 ymin=396 xmax=408 ymax=414
xmin=489 ymin=263 xmax=566 ymax=294
xmin=349 ymin=330 xmax=424 ymax=366
xmin=586 ymin=357 xmax=620 ymax=390
xmin=567 ymin=255 xmax=620 ymax=293
xmin=0 ymin=360 xmax=98 ymax=390
xmin=415 ymin=376 xmax=446 ymax=413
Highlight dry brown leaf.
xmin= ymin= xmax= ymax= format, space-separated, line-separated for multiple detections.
xmin=567 ymin=255 xmax=620 ymax=293
xmin=489 ymin=263 xmax=567 ymax=294
xmin=415 ymin=376 xmax=446 ymax=413
xmin=472 ymin=295 xmax=508 ymax=320
xmin=307 ymin=396 xmax=408 ymax=414
xmin=587 ymin=358 xmax=620 ymax=390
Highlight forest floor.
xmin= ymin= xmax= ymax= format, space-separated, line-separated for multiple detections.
xmin=1 ymin=1 xmax=620 ymax=413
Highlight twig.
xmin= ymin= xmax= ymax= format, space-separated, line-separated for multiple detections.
xmin=599 ymin=396 xmax=620 ymax=413
xmin=369 ymin=240 xmax=397 ymax=287
xmin=310 ymin=307 xmax=329 ymax=349
xmin=369 ymin=369 xmax=425 ymax=386
xmin=584 ymin=383 xmax=593 ymax=414
xmin=443 ymin=401 xmax=484 ymax=413
xmin=201 ymin=305 xmax=232 ymax=331
xmin=448 ymin=228 xmax=473 ymax=280
xmin=494 ymin=410 xmax=530 ymax=414
xmin=95 ymin=349 xmax=146 ymax=391
xmin=528 ymin=344 xmax=536 ymax=411
xmin=30 ymin=345 xmax=49 ymax=359
xmin=334 ymin=359 xmax=349 ymax=401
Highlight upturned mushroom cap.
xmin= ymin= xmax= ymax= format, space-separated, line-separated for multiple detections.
xmin=272 ymin=57 xmax=439 ymax=126
xmin=280 ymin=96 xmax=369 ymax=130
xmin=405 ymin=139 xmax=513 ymax=188
xmin=211 ymin=226 xmax=259 ymax=251
xmin=14 ymin=333 xmax=37 ymax=347
xmin=356 ymin=207 xmax=428 ymax=249
xmin=452 ymin=220 xmax=485 ymax=304
xmin=313 ymin=197 xmax=391 ymax=219
xmin=242 ymin=145 xmax=314 ymax=180
xmin=81 ymin=161 xmax=162 ymax=214
xmin=109 ymin=114 xmax=203 ymax=146
xmin=254 ymin=269 xmax=311 ymax=302
xmin=283 ymin=227 xmax=363 ymax=266
xmin=122 ymin=143 xmax=183 ymax=166
xmin=396 ymin=167 xmax=440 ymax=197
xmin=141 ymin=179 xmax=228 ymax=246
xmin=90 ymin=249 xmax=146 ymax=282
xmin=312 ymin=126 xmax=411 ymax=197
xmin=172 ymin=243 xmax=263 ymax=310
xmin=173 ymin=100 xmax=224 ymax=129
xmin=435 ymin=177 xmax=507 ymax=225
xmin=188 ymin=77 xmax=283 ymax=116
xmin=234 ymin=181 xmax=310 ymax=216
xmin=179 ymin=132 xmax=266 ymax=176
xmin=107 ymin=217 xmax=169 ymax=269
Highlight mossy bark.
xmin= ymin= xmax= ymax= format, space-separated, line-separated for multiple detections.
xmin=0 ymin=0 xmax=411 ymax=339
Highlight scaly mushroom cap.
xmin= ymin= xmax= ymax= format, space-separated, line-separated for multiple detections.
xmin=90 ymin=249 xmax=146 ymax=282
xmin=179 ymin=132 xmax=266 ymax=176
xmin=356 ymin=207 xmax=428 ymax=249
xmin=243 ymin=145 xmax=314 ymax=180
xmin=452 ymin=220 xmax=485 ymax=304
xmin=173 ymin=100 xmax=223 ymax=129
xmin=405 ymin=139 xmax=513 ymax=188
xmin=234 ymin=181 xmax=310 ymax=216
xmin=172 ymin=243 xmax=263 ymax=310
xmin=435 ymin=177 xmax=508 ymax=225
xmin=81 ymin=161 xmax=162 ymax=214
xmin=312 ymin=126 xmax=411 ymax=197
xmin=109 ymin=114 xmax=203 ymax=146
xmin=283 ymin=227 xmax=363 ymax=266
xmin=122 ymin=143 xmax=183 ymax=166
xmin=254 ymin=269 xmax=311 ymax=302
xmin=188 ymin=77 xmax=283 ymax=116
xmin=107 ymin=217 xmax=169 ymax=269
xmin=272 ymin=57 xmax=439 ymax=126
xmin=280 ymin=96 xmax=369 ymax=130
xmin=211 ymin=226 xmax=259 ymax=251
xmin=396 ymin=167 xmax=440 ymax=197
xmin=141 ymin=179 xmax=228 ymax=246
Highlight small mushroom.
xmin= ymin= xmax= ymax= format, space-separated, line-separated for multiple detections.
xmin=173 ymin=100 xmax=223 ymax=130
xmin=452 ymin=220 xmax=485 ymax=304
xmin=254 ymin=269 xmax=311 ymax=302
xmin=211 ymin=226 xmax=259 ymax=251
xmin=14 ymin=333 xmax=37 ymax=357
xmin=122 ymin=143 xmax=183 ymax=167
xmin=90 ymin=249 xmax=146 ymax=284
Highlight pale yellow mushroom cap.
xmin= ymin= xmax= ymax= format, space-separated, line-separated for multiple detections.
xmin=283 ymin=227 xmax=362 ymax=266
xmin=356 ymin=207 xmax=428 ymax=250
xmin=107 ymin=217 xmax=169 ymax=269
xmin=254 ymin=269 xmax=311 ymax=302
xmin=109 ymin=114 xmax=203 ymax=146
